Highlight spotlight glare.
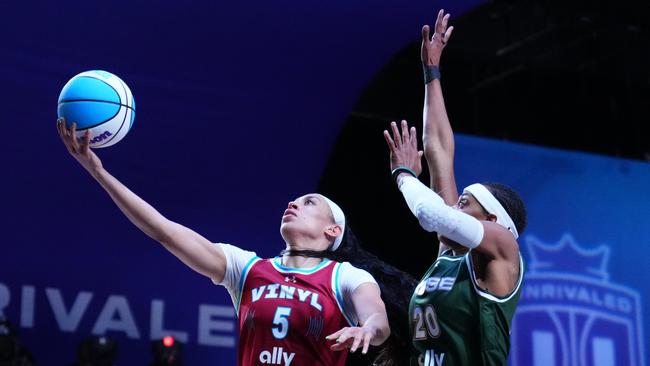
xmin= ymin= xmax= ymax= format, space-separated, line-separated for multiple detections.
xmin=163 ymin=336 xmax=174 ymax=348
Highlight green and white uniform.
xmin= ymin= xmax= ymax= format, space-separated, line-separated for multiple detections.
xmin=409 ymin=250 xmax=524 ymax=366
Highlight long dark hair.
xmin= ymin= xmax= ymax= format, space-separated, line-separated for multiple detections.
xmin=281 ymin=225 xmax=416 ymax=366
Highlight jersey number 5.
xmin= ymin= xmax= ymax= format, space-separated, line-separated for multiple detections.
xmin=412 ymin=305 xmax=441 ymax=340
xmin=272 ymin=306 xmax=292 ymax=339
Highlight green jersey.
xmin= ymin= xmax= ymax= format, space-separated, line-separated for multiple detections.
xmin=409 ymin=250 xmax=524 ymax=366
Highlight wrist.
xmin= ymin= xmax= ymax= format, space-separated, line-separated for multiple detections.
xmin=88 ymin=165 xmax=106 ymax=179
xmin=422 ymin=64 xmax=441 ymax=84
xmin=360 ymin=323 xmax=379 ymax=337
xmin=391 ymin=166 xmax=417 ymax=185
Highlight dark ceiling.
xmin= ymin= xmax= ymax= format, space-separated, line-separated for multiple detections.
xmin=352 ymin=0 xmax=650 ymax=161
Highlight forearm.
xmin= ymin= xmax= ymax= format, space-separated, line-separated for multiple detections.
xmin=398 ymin=174 xmax=483 ymax=248
xmin=423 ymin=80 xmax=453 ymax=150
xmin=90 ymin=167 xmax=173 ymax=242
xmin=89 ymin=166 xmax=225 ymax=279
xmin=423 ymin=80 xmax=458 ymax=205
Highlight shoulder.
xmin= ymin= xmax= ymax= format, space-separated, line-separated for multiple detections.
xmin=216 ymin=243 xmax=261 ymax=274
xmin=478 ymin=222 xmax=520 ymax=261
xmin=217 ymin=243 xmax=258 ymax=260
xmin=336 ymin=262 xmax=378 ymax=293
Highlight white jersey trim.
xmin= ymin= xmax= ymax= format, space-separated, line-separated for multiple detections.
xmin=235 ymin=256 xmax=261 ymax=315
xmin=270 ymin=257 xmax=333 ymax=274
xmin=465 ymin=252 xmax=524 ymax=303
xmin=331 ymin=262 xmax=356 ymax=327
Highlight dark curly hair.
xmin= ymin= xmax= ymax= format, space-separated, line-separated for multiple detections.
xmin=482 ymin=182 xmax=527 ymax=235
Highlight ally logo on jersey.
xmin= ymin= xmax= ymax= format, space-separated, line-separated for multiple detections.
xmin=259 ymin=346 xmax=296 ymax=366
xmin=417 ymin=349 xmax=445 ymax=366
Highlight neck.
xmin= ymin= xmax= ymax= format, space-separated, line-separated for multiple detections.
xmin=280 ymin=254 xmax=324 ymax=269
xmin=440 ymin=238 xmax=469 ymax=256
xmin=281 ymin=237 xmax=329 ymax=268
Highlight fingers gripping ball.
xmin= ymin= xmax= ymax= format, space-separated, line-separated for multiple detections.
xmin=57 ymin=70 xmax=135 ymax=148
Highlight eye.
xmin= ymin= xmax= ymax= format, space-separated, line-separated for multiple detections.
xmin=304 ymin=198 xmax=314 ymax=205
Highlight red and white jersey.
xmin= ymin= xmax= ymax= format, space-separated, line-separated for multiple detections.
xmin=216 ymin=244 xmax=377 ymax=366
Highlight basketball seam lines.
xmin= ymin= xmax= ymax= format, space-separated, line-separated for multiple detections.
xmin=63 ymin=75 xmax=123 ymax=106
xmin=58 ymin=99 xmax=135 ymax=110
xmin=93 ymin=77 xmax=131 ymax=147
xmin=59 ymin=74 xmax=133 ymax=131
xmin=67 ymin=105 xmax=121 ymax=131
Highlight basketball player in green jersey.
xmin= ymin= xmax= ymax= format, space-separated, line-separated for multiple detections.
xmin=382 ymin=9 xmax=528 ymax=366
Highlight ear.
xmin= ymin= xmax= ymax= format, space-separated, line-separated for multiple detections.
xmin=324 ymin=224 xmax=343 ymax=242
xmin=486 ymin=213 xmax=497 ymax=223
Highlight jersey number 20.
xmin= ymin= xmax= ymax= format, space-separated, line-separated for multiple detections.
xmin=412 ymin=305 xmax=440 ymax=340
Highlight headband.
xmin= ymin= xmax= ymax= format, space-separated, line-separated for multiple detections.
xmin=319 ymin=195 xmax=346 ymax=251
xmin=464 ymin=183 xmax=519 ymax=239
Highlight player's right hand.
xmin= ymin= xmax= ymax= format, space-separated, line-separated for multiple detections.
xmin=57 ymin=117 xmax=103 ymax=173
xmin=383 ymin=120 xmax=424 ymax=176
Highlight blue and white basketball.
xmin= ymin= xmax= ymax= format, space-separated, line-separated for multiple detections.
xmin=57 ymin=70 xmax=135 ymax=148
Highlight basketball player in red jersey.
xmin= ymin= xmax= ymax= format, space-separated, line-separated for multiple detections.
xmin=57 ymin=119 xmax=391 ymax=365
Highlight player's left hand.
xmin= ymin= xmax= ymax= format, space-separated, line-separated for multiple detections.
xmin=421 ymin=9 xmax=454 ymax=66
xmin=326 ymin=325 xmax=376 ymax=354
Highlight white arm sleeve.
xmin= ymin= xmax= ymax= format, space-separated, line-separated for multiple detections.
xmin=337 ymin=262 xmax=378 ymax=325
xmin=213 ymin=243 xmax=258 ymax=307
xmin=398 ymin=175 xmax=484 ymax=248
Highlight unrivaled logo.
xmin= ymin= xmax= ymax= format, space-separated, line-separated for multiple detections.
xmin=511 ymin=234 xmax=646 ymax=366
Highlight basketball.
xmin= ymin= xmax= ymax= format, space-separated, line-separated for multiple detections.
xmin=57 ymin=70 xmax=135 ymax=148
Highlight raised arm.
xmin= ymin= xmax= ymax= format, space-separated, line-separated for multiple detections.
xmin=57 ymin=118 xmax=228 ymax=283
xmin=421 ymin=9 xmax=458 ymax=205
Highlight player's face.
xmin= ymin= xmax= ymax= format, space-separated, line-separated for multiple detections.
xmin=453 ymin=192 xmax=490 ymax=220
xmin=438 ymin=192 xmax=491 ymax=248
xmin=280 ymin=194 xmax=336 ymax=250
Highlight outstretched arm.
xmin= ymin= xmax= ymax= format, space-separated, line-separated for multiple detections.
xmin=421 ymin=9 xmax=458 ymax=206
xmin=327 ymin=283 xmax=390 ymax=354
xmin=57 ymin=118 xmax=228 ymax=283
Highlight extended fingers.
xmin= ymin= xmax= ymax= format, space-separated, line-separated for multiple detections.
xmin=434 ymin=10 xmax=452 ymax=45
xmin=410 ymin=126 xmax=418 ymax=149
xmin=56 ymin=118 xmax=66 ymax=138
xmin=390 ymin=121 xmax=402 ymax=148
xmin=422 ymin=24 xmax=431 ymax=42
xmin=383 ymin=130 xmax=397 ymax=153
xmin=57 ymin=118 xmax=74 ymax=151
xmin=441 ymin=13 xmax=450 ymax=31
xmin=70 ymin=122 xmax=80 ymax=151
xmin=445 ymin=26 xmax=454 ymax=42
xmin=400 ymin=120 xmax=409 ymax=145
xmin=80 ymin=130 xmax=91 ymax=152
xmin=326 ymin=328 xmax=345 ymax=341
xmin=434 ymin=9 xmax=444 ymax=32
xmin=349 ymin=331 xmax=363 ymax=353
xmin=361 ymin=331 xmax=372 ymax=354
xmin=329 ymin=332 xmax=354 ymax=351
xmin=335 ymin=330 xmax=354 ymax=346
